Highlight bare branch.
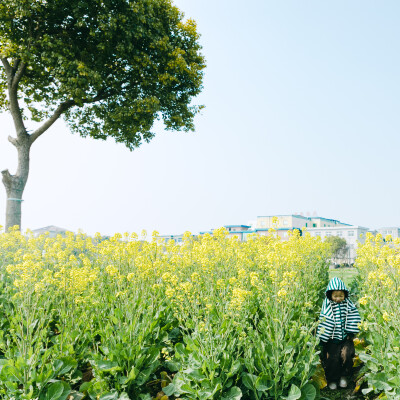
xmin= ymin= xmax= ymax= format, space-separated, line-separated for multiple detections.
xmin=29 ymin=90 xmax=112 ymax=144
xmin=29 ymin=100 xmax=75 ymax=144
xmin=1 ymin=169 xmax=13 ymax=189
xmin=8 ymin=136 xmax=18 ymax=147
xmin=7 ymin=81 xmax=27 ymax=138
xmin=12 ymin=62 xmax=26 ymax=88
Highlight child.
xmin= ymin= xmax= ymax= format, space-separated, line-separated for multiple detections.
xmin=317 ymin=277 xmax=361 ymax=390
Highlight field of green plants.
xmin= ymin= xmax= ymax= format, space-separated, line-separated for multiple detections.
xmin=0 ymin=227 xmax=331 ymax=400
xmin=354 ymin=233 xmax=400 ymax=399
xmin=0 ymin=227 xmax=398 ymax=400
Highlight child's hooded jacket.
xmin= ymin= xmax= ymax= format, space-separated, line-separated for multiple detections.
xmin=317 ymin=277 xmax=361 ymax=343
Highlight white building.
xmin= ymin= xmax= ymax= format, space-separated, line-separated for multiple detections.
xmin=256 ymin=215 xmax=349 ymax=230
xmin=224 ymin=225 xmax=252 ymax=241
xmin=377 ymin=227 xmax=400 ymax=239
xmin=160 ymin=214 xmax=400 ymax=264
xmin=31 ymin=225 xmax=68 ymax=237
xmin=307 ymin=225 xmax=369 ymax=264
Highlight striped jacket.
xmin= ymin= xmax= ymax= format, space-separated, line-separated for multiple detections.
xmin=317 ymin=277 xmax=361 ymax=342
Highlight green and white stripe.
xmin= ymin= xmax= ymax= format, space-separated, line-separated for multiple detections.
xmin=317 ymin=277 xmax=361 ymax=342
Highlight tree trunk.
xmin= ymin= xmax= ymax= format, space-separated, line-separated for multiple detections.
xmin=1 ymin=57 xmax=69 ymax=232
xmin=2 ymin=138 xmax=31 ymax=231
xmin=4 ymin=184 xmax=24 ymax=231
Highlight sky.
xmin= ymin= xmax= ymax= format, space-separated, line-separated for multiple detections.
xmin=1 ymin=0 xmax=400 ymax=236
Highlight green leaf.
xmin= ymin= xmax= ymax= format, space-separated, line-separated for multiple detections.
xmin=79 ymin=382 xmax=91 ymax=392
xmin=95 ymin=360 xmax=121 ymax=372
xmin=66 ymin=392 xmax=85 ymax=400
xmin=45 ymin=382 xmax=64 ymax=400
xmin=180 ymin=383 xmax=196 ymax=394
xmin=241 ymin=373 xmax=257 ymax=390
xmin=1 ymin=365 xmax=23 ymax=382
xmin=255 ymin=375 xmax=272 ymax=392
xmin=58 ymin=357 xmax=78 ymax=375
xmin=227 ymin=360 xmax=241 ymax=378
xmin=0 ymin=359 xmax=9 ymax=373
xmin=168 ymin=327 xmax=181 ymax=340
xmin=300 ymin=383 xmax=316 ymax=400
xmin=388 ymin=375 xmax=400 ymax=387
xmin=358 ymin=353 xmax=378 ymax=364
xmin=369 ymin=372 xmax=392 ymax=391
xmin=184 ymin=368 xmax=206 ymax=381
xmin=165 ymin=360 xmax=180 ymax=372
xmin=221 ymin=386 xmax=242 ymax=400
xmin=284 ymin=384 xmax=302 ymax=400
xmin=99 ymin=391 xmax=119 ymax=400
xmin=136 ymin=361 xmax=160 ymax=386
xmin=46 ymin=381 xmax=71 ymax=400
xmin=361 ymin=387 xmax=374 ymax=395
xmin=127 ymin=366 xmax=138 ymax=382
xmin=163 ymin=383 xmax=175 ymax=396
xmin=198 ymin=389 xmax=213 ymax=399
xmin=175 ymin=343 xmax=187 ymax=357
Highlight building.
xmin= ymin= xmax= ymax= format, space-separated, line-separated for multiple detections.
xmin=307 ymin=225 xmax=369 ymax=263
xmin=208 ymin=215 xmax=367 ymax=263
xmin=308 ymin=217 xmax=351 ymax=228
xmin=158 ymin=214 xmax=399 ymax=263
xmin=225 ymin=225 xmax=251 ymax=241
xmin=255 ymin=215 xmax=349 ymax=230
xmin=377 ymin=227 xmax=400 ymax=239
xmin=256 ymin=214 xmax=309 ymax=229
xmin=31 ymin=225 xmax=69 ymax=237
xmin=157 ymin=233 xmax=197 ymax=244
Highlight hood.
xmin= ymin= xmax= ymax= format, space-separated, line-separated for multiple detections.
xmin=317 ymin=276 xmax=361 ymax=342
xmin=325 ymin=277 xmax=349 ymax=297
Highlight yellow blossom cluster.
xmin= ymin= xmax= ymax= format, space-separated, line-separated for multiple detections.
xmin=356 ymin=233 xmax=400 ymax=304
xmin=0 ymin=225 xmax=333 ymax=399
xmin=355 ymin=233 xmax=400 ymax=396
xmin=0 ymin=226 xmax=330 ymax=340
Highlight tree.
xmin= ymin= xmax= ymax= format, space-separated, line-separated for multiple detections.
xmin=0 ymin=0 xmax=205 ymax=230
xmin=325 ymin=236 xmax=348 ymax=263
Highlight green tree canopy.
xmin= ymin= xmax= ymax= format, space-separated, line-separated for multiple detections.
xmin=0 ymin=0 xmax=205 ymax=229
xmin=325 ymin=235 xmax=348 ymax=260
xmin=0 ymin=0 xmax=205 ymax=146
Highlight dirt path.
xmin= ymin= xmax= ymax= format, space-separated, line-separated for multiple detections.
xmin=320 ymin=384 xmax=361 ymax=400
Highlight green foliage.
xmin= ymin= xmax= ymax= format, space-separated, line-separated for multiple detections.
xmin=0 ymin=229 xmax=331 ymax=399
xmin=324 ymin=236 xmax=348 ymax=260
xmin=0 ymin=0 xmax=205 ymax=148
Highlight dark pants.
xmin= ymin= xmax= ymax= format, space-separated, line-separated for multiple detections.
xmin=320 ymin=339 xmax=355 ymax=383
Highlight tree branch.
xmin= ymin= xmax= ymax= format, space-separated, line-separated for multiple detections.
xmin=12 ymin=58 xmax=20 ymax=72
xmin=29 ymin=90 xmax=112 ymax=144
xmin=1 ymin=57 xmax=13 ymax=80
xmin=1 ymin=169 xmax=13 ymax=189
xmin=12 ymin=61 xmax=26 ymax=89
xmin=29 ymin=99 xmax=75 ymax=144
xmin=8 ymin=135 xmax=18 ymax=147
xmin=7 ymin=81 xmax=27 ymax=138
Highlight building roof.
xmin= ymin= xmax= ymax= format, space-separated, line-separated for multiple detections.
xmin=310 ymin=216 xmax=351 ymax=226
xmin=254 ymin=228 xmax=297 ymax=231
xmin=32 ymin=225 xmax=68 ymax=233
xmin=307 ymin=225 xmax=369 ymax=231
xmin=256 ymin=214 xmax=310 ymax=220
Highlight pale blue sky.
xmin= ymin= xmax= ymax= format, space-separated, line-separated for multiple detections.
xmin=1 ymin=0 xmax=399 ymax=235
